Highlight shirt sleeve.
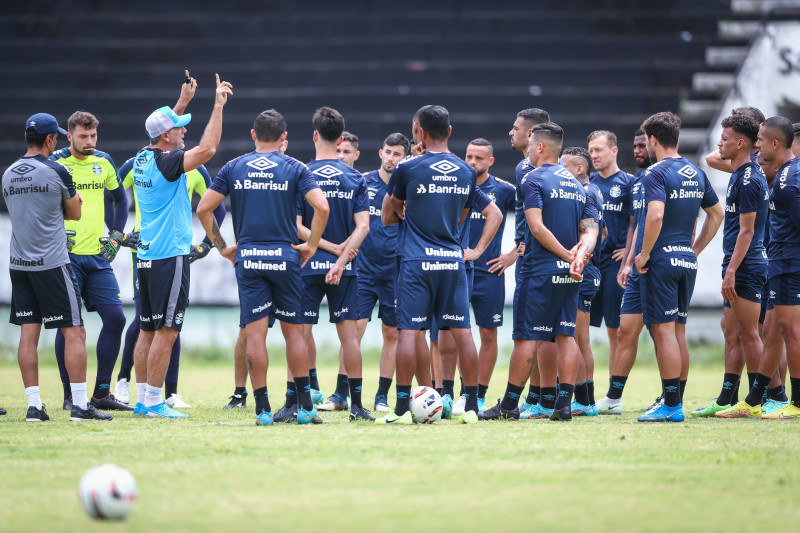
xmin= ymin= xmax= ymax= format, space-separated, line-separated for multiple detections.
xmin=297 ymin=164 xmax=319 ymax=198
xmin=155 ymin=150 xmax=185 ymax=182
xmin=192 ymin=165 xmax=212 ymax=196
xmin=470 ymin=187 xmax=492 ymax=212
xmin=119 ymin=158 xmax=134 ymax=190
xmin=784 ymin=182 xmax=800 ymax=231
xmin=522 ymin=174 xmax=542 ymax=210
xmin=50 ymin=161 xmax=76 ymax=199
xmin=209 ymin=162 xmax=231 ymax=197
xmin=582 ymin=186 xmax=599 ymax=222
xmin=354 ymin=176 xmax=369 ymax=214
xmin=644 ymin=168 xmax=666 ymax=204
xmin=463 ymin=169 xmax=477 ymax=209
xmin=390 ymin=164 xmax=406 ymax=201
xmin=99 ymin=153 xmax=120 ymax=191
xmin=700 ymin=171 xmax=720 ymax=209
xmin=738 ymin=166 xmax=762 ymax=213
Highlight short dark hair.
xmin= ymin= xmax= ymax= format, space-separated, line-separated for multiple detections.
xmin=383 ymin=132 xmax=410 ymax=155
xmin=25 ymin=132 xmax=52 ymax=148
xmin=587 ymin=130 xmax=618 ymax=148
xmin=516 ymin=108 xmax=550 ymax=126
xmin=253 ymin=109 xmax=286 ymax=143
xmin=418 ymin=105 xmax=450 ymax=141
xmin=312 ymin=106 xmax=345 ymax=142
xmin=468 ymin=138 xmax=493 ymax=154
xmin=762 ymin=116 xmax=794 ymax=149
xmin=793 ymin=122 xmax=800 ymax=138
xmin=531 ymin=122 xmax=564 ymax=148
xmin=721 ymin=113 xmax=759 ymax=145
xmin=562 ymin=146 xmax=592 ymax=173
xmin=634 ymin=128 xmax=645 ymax=137
xmin=732 ymin=106 xmax=765 ymax=124
xmin=642 ymin=112 xmax=681 ymax=149
xmin=67 ymin=111 xmax=99 ymax=132
xmin=413 ymin=105 xmax=433 ymax=124
xmin=340 ymin=131 xmax=359 ymax=150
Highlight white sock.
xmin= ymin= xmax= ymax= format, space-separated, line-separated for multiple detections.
xmin=70 ymin=382 xmax=88 ymax=410
xmin=25 ymin=386 xmax=42 ymax=409
xmin=136 ymin=383 xmax=146 ymax=404
xmin=144 ymin=384 xmax=162 ymax=408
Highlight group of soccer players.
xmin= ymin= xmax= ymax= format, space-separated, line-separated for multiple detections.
xmin=4 ymin=71 xmax=800 ymax=424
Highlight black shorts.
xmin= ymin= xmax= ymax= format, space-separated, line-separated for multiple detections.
xmin=137 ymin=256 xmax=190 ymax=332
xmin=9 ymin=266 xmax=83 ymax=329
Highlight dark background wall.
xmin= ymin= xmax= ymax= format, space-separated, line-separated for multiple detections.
xmin=0 ymin=0 xmax=730 ymax=193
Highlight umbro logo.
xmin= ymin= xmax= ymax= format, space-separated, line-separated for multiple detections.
xmin=554 ymin=167 xmax=573 ymax=179
xmin=11 ymin=163 xmax=36 ymax=175
xmin=677 ymin=165 xmax=697 ymax=180
xmin=312 ymin=164 xmax=343 ymax=179
xmin=429 ymin=160 xmax=459 ymax=175
xmin=246 ymin=156 xmax=278 ymax=172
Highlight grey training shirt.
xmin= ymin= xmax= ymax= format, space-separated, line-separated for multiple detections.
xmin=2 ymin=155 xmax=76 ymax=271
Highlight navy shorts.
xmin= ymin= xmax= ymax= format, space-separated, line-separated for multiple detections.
xmin=767 ymin=273 xmax=800 ymax=309
xmin=589 ymin=265 xmax=624 ymax=328
xmin=397 ymin=260 xmax=471 ymax=332
xmin=9 ymin=265 xmax=83 ymax=329
xmin=513 ymin=273 xmax=579 ymax=341
xmin=137 ymin=255 xmax=190 ymax=332
xmin=620 ymin=272 xmax=643 ymax=315
xmin=236 ymin=259 xmax=303 ymax=325
xmin=471 ymin=270 xmax=505 ymax=328
xmin=760 ymin=280 xmax=769 ymax=323
xmin=640 ymin=255 xmax=697 ymax=325
xmin=357 ymin=276 xmax=397 ymax=327
xmin=578 ymin=265 xmax=601 ymax=314
xmin=67 ymin=253 xmax=122 ymax=311
xmin=721 ymin=265 xmax=767 ymax=308
xmin=302 ymin=274 xmax=359 ymax=324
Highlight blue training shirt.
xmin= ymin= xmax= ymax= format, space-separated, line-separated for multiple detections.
xmin=519 ymin=163 xmax=598 ymax=277
xmin=636 ymin=157 xmax=719 ymax=262
xmin=514 ymin=157 xmax=535 ymax=246
xmin=390 ymin=151 xmax=476 ymax=262
xmin=582 ymin=180 xmax=604 ymax=279
xmin=767 ymin=157 xmax=800 ymax=278
xmin=590 ymin=169 xmax=632 ymax=270
xmin=210 ymin=150 xmax=319 ymax=264
xmin=469 ymin=175 xmax=516 ymax=273
xmin=458 ymin=186 xmax=493 ymax=270
xmin=722 ymin=161 xmax=769 ymax=270
xmin=299 ymin=159 xmax=368 ymax=276
xmin=357 ymin=170 xmax=398 ymax=279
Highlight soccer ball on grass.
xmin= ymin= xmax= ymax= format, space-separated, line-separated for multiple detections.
xmin=79 ymin=464 xmax=138 ymax=520
xmin=410 ymin=386 xmax=443 ymax=424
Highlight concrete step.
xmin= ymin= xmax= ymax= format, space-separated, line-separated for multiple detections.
xmin=705 ymin=46 xmax=749 ymax=67
xmin=680 ymin=100 xmax=721 ymax=122
xmin=717 ymin=20 xmax=761 ymax=40
xmin=678 ymin=128 xmax=708 ymax=151
xmin=692 ymin=72 xmax=735 ymax=95
xmin=731 ymin=0 xmax=800 ymax=14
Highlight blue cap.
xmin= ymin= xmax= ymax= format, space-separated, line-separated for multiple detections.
xmin=25 ymin=113 xmax=67 ymax=136
xmin=145 ymin=106 xmax=192 ymax=138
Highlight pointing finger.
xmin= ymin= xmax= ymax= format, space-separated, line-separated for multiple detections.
xmin=215 ymin=73 xmax=220 ymax=87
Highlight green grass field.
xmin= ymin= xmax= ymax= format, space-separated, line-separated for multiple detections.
xmin=1 ymin=345 xmax=798 ymax=533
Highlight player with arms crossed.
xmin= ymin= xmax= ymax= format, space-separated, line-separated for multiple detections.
xmin=479 ymin=122 xmax=598 ymax=421
xmin=131 ymin=73 xmax=232 ymax=419
xmin=717 ymin=116 xmax=800 ymax=419
xmin=198 ymin=109 xmax=330 ymax=425
xmin=3 ymin=113 xmax=110 ymax=421
xmin=378 ymin=105 xmax=499 ymax=424
xmin=634 ymin=112 xmax=723 ymax=423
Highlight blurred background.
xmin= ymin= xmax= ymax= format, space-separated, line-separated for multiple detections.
xmin=1 ymin=0 xmax=799 ymax=354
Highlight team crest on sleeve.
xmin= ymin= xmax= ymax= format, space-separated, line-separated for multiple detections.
xmin=487 ymin=192 xmax=496 ymax=203
xmin=246 ymin=156 xmax=278 ymax=172
xmin=312 ymin=164 xmax=344 ymax=179
xmin=429 ymin=160 xmax=459 ymax=175
xmin=677 ymin=165 xmax=697 ymax=180
xmin=609 ymin=185 xmax=622 ymax=198
xmin=92 ymin=164 xmax=103 ymax=175
xmin=554 ymin=167 xmax=573 ymax=179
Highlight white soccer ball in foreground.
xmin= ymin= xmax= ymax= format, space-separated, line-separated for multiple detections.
xmin=79 ymin=464 xmax=138 ymax=520
xmin=410 ymin=386 xmax=443 ymax=424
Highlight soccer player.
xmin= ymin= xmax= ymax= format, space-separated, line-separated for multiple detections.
xmin=705 ymin=107 xmax=765 ymax=173
xmin=587 ymin=131 xmax=632 ymax=381
xmin=377 ymin=105 xmax=499 ymax=424
xmin=692 ymin=113 xmax=768 ymax=417
xmin=479 ymin=122 xmax=598 ymax=421
xmin=595 ymin=129 xmax=659 ymax=414
xmin=486 ymin=108 xmax=551 ymax=416
xmin=130 ymin=73 xmax=232 ymax=419
xmin=197 ymin=108 xmax=330 ymax=425
xmin=113 ymin=74 xmax=225 ymax=409
xmin=355 ymin=132 xmax=410 ymax=412
xmin=634 ymin=111 xmax=723 ymax=423
xmin=717 ymin=116 xmax=800 ymax=419
xmin=446 ymin=138 xmax=514 ymax=413
xmin=336 ymin=131 xmax=361 ymax=168
xmin=3 ymin=113 xmax=111 ymax=421
xmin=561 ymin=146 xmax=602 ymax=416
xmin=289 ymin=107 xmax=372 ymax=421
xmin=49 ymin=111 xmax=131 ymax=413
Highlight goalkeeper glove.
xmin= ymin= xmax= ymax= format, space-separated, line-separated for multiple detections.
xmin=66 ymin=230 xmax=76 ymax=252
xmin=114 ymin=229 xmax=139 ymax=249
xmin=188 ymin=243 xmax=212 ymax=264
xmin=99 ymin=232 xmax=122 ymax=262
